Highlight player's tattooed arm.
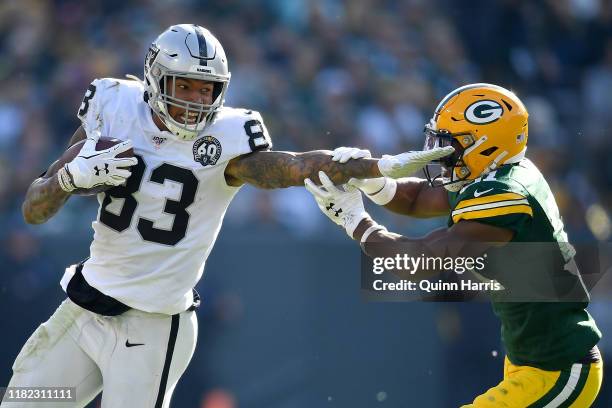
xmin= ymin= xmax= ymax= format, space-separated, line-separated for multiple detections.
xmin=22 ymin=173 xmax=70 ymax=224
xmin=22 ymin=127 xmax=87 ymax=224
xmin=225 ymin=150 xmax=382 ymax=189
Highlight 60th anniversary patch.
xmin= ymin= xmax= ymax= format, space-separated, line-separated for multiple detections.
xmin=193 ymin=136 xmax=222 ymax=166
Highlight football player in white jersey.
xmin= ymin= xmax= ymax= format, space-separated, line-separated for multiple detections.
xmin=3 ymin=24 xmax=451 ymax=407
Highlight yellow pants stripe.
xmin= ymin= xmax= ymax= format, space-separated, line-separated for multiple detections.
xmin=529 ymin=363 xmax=588 ymax=407
xmin=565 ymin=361 xmax=603 ymax=407
xmin=462 ymin=357 xmax=603 ymax=407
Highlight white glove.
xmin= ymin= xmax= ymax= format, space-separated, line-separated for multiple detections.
xmin=304 ymin=171 xmax=369 ymax=237
xmin=331 ymin=146 xmax=372 ymax=163
xmin=331 ymin=147 xmax=396 ymax=205
xmin=58 ymin=133 xmax=138 ymax=192
xmin=377 ymin=146 xmax=455 ymax=179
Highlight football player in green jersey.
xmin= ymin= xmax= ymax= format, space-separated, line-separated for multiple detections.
xmin=305 ymin=83 xmax=602 ymax=407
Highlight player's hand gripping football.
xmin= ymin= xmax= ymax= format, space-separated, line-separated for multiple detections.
xmin=377 ymin=146 xmax=455 ymax=179
xmin=57 ymin=131 xmax=138 ymax=193
xmin=305 ymin=171 xmax=369 ymax=237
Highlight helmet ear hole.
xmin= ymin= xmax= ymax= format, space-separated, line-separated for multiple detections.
xmin=480 ymin=146 xmax=498 ymax=156
xmin=212 ymin=82 xmax=224 ymax=101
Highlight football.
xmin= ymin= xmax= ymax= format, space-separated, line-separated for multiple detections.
xmin=47 ymin=137 xmax=134 ymax=195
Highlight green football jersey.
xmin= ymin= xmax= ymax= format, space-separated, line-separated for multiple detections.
xmin=447 ymin=159 xmax=601 ymax=370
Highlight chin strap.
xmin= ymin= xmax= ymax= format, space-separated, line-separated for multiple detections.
xmin=486 ymin=150 xmax=508 ymax=172
xmin=443 ymin=179 xmax=471 ymax=192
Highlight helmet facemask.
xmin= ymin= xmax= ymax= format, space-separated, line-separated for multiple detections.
xmin=146 ymin=63 xmax=229 ymax=140
xmin=423 ymin=122 xmax=474 ymax=192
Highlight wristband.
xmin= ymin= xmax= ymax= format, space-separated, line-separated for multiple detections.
xmin=57 ymin=165 xmax=76 ymax=192
xmin=344 ymin=211 xmax=369 ymax=238
xmin=360 ymin=224 xmax=387 ymax=243
xmin=366 ymin=178 xmax=397 ymax=205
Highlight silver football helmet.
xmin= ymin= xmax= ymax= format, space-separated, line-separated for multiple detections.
xmin=143 ymin=24 xmax=231 ymax=140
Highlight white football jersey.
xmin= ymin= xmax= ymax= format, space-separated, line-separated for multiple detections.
xmin=60 ymin=78 xmax=272 ymax=314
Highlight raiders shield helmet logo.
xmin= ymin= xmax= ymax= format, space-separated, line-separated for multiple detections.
xmin=193 ymin=136 xmax=222 ymax=166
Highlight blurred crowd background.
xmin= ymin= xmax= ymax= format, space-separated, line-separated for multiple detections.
xmin=0 ymin=0 xmax=611 ymax=407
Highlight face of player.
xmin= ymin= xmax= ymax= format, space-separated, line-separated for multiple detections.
xmin=165 ymin=77 xmax=215 ymax=124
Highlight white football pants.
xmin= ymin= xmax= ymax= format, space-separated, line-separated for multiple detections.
xmin=1 ymin=298 xmax=197 ymax=407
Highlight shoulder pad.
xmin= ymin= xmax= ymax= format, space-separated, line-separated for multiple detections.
xmin=214 ymin=107 xmax=273 ymax=152
xmin=77 ymin=78 xmax=144 ymax=137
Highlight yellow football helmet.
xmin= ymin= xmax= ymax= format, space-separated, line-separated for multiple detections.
xmin=423 ymin=83 xmax=529 ymax=191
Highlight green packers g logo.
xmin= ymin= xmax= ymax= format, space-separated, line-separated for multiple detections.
xmin=465 ymin=100 xmax=503 ymax=124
